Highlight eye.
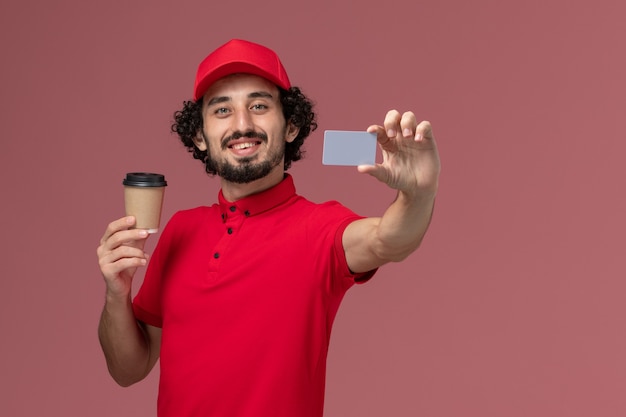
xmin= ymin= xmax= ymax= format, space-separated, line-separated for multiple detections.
xmin=250 ymin=103 xmax=268 ymax=111
xmin=214 ymin=107 xmax=230 ymax=115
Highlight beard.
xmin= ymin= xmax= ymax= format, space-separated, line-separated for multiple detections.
xmin=203 ymin=130 xmax=285 ymax=184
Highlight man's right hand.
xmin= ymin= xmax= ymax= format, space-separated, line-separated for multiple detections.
xmin=97 ymin=216 xmax=150 ymax=298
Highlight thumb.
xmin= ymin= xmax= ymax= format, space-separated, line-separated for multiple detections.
xmin=357 ymin=164 xmax=387 ymax=183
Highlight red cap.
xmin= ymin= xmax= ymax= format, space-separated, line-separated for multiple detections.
xmin=193 ymin=39 xmax=291 ymax=101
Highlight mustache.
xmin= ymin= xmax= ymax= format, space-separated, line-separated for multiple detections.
xmin=221 ymin=131 xmax=268 ymax=149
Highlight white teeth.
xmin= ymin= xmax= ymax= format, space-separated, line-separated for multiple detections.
xmin=231 ymin=142 xmax=257 ymax=150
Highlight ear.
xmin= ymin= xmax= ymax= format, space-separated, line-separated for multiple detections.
xmin=192 ymin=131 xmax=207 ymax=151
xmin=285 ymin=123 xmax=300 ymax=143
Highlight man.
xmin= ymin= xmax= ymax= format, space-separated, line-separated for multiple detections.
xmin=97 ymin=39 xmax=440 ymax=417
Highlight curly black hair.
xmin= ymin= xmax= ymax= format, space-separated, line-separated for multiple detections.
xmin=171 ymin=86 xmax=317 ymax=175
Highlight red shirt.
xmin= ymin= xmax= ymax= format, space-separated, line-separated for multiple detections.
xmin=133 ymin=175 xmax=375 ymax=417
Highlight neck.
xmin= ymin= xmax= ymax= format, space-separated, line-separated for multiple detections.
xmin=220 ymin=169 xmax=285 ymax=202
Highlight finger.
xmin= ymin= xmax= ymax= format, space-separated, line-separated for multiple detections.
xmin=101 ymin=228 xmax=148 ymax=252
xmin=97 ymin=229 xmax=149 ymax=264
xmin=415 ymin=120 xmax=434 ymax=142
xmin=366 ymin=124 xmax=391 ymax=146
xmin=101 ymin=252 xmax=148 ymax=273
xmin=99 ymin=245 xmax=149 ymax=275
xmin=100 ymin=216 xmax=136 ymax=245
xmin=399 ymin=111 xmax=418 ymax=138
xmin=100 ymin=242 xmax=148 ymax=265
xmin=100 ymin=256 xmax=148 ymax=282
xmin=383 ymin=109 xmax=402 ymax=139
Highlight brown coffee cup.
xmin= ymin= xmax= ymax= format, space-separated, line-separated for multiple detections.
xmin=123 ymin=173 xmax=167 ymax=233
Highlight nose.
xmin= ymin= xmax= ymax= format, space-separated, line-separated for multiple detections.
xmin=232 ymin=108 xmax=254 ymax=133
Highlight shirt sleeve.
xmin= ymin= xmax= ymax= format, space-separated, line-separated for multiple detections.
xmin=333 ymin=215 xmax=377 ymax=284
xmin=309 ymin=201 xmax=378 ymax=292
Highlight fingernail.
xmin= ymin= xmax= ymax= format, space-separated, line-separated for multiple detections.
xmin=387 ymin=129 xmax=396 ymax=138
xmin=403 ymin=128 xmax=412 ymax=137
xmin=415 ymin=133 xmax=423 ymax=141
xmin=138 ymin=230 xmax=148 ymax=237
xmin=126 ymin=216 xmax=134 ymax=225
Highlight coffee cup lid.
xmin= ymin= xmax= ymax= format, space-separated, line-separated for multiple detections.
xmin=123 ymin=172 xmax=167 ymax=187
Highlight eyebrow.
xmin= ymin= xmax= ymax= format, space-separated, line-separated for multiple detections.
xmin=206 ymin=91 xmax=274 ymax=107
xmin=249 ymin=91 xmax=273 ymax=99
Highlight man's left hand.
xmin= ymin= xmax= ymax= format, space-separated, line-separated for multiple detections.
xmin=359 ymin=110 xmax=441 ymax=199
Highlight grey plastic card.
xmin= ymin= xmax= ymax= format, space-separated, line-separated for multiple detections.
xmin=322 ymin=130 xmax=377 ymax=166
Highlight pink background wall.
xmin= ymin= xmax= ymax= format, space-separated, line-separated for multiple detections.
xmin=1 ymin=0 xmax=625 ymax=416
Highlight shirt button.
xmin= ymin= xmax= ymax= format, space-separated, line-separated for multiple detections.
xmin=213 ymin=252 xmax=220 ymax=259
xmin=229 ymin=206 xmax=236 ymax=212
xmin=244 ymin=210 xmax=250 ymax=217
xmin=227 ymin=228 xmax=233 ymax=235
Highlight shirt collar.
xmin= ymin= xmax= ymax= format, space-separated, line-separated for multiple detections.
xmin=217 ymin=174 xmax=296 ymax=220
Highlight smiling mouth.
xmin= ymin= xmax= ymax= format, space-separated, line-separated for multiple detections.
xmin=229 ymin=141 xmax=261 ymax=150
